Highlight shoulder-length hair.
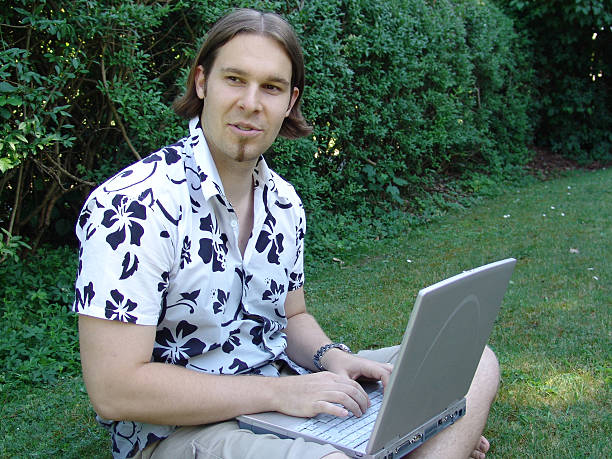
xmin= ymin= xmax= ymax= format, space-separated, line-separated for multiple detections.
xmin=173 ymin=8 xmax=312 ymax=139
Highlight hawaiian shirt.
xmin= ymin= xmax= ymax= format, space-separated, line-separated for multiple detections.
xmin=73 ymin=117 xmax=307 ymax=458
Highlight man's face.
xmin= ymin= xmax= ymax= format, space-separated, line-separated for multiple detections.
xmin=195 ymin=33 xmax=299 ymax=169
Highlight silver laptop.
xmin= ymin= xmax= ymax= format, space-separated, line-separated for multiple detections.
xmin=238 ymin=258 xmax=516 ymax=458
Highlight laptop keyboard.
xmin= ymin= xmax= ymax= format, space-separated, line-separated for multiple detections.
xmin=296 ymin=386 xmax=384 ymax=450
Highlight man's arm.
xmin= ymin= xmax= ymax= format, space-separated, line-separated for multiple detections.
xmin=283 ymin=288 xmax=394 ymax=390
xmin=79 ymin=306 xmax=383 ymax=425
xmin=79 ymin=315 xmax=280 ymax=425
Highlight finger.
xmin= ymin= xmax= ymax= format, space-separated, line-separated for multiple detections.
xmin=314 ymin=400 xmax=349 ymax=418
xmin=325 ymin=372 xmax=370 ymax=407
xmin=330 ymin=381 xmax=370 ymax=417
xmin=356 ymin=362 xmax=394 ymax=387
xmin=329 ymin=376 xmax=371 ymax=416
xmin=343 ymin=378 xmax=371 ymax=412
xmin=321 ymin=372 xmax=374 ymax=416
xmin=329 ymin=390 xmax=365 ymax=417
xmin=379 ymin=363 xmax=394 ymax=388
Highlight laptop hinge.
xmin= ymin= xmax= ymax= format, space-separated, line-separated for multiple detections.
xmin=375 ymin=399 xmax=467 ymax=459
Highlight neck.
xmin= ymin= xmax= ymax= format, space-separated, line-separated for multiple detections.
xmin=214 ymin=157 xmax=257 ymax=208
xmin=213 ymin=159 xmax=255 ymax=258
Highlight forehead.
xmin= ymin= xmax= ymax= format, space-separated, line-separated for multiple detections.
xmin=212 ymin=33 xmax=293 ymax=81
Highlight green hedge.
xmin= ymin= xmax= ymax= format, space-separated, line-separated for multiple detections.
xmin=1 ymin=0 xmax=532 ymax=253
xmin=0 ymin=247 xmax=79 ymax=386
xmin=1 ymin=0 xmax=536 ymax=387
xmin=495 ymin=0 xmax=612 ymax=163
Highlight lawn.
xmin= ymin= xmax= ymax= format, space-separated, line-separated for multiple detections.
xmin=1 ymin=167 xmax=610 ymax=458
xmin=307 ymin=167 xmax=611 ymax=457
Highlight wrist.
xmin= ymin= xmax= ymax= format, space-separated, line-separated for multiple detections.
xmin=313 ymin=343 xmax=352 ymax=371
xmin=320 ymin=348 xmax=354 ymax=373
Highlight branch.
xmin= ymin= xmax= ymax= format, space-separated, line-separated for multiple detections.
xmin=100 ymin=49 xmax=141 ymax=161
xmin=181 ymin=11 xmax=195 ymax=40
xmin=158 ymin=57 xmax=190 ymax=81
xmin=0 ymin=168 xmax=15 ymax=198
xmin=31 ymin=183 xmax=65 ymax=251
xmin=46 ymin=149 xmax=96 ymax=188
xmin=7 ymin=163 xmax=24 ymax=235
xmin=144 ymin=20 xmax=180 ymax=55
xmin=33 ymin=157 xmax=64 ymax=190
xmin=18 ymin=180 xmax=58 ymax=228
xmin=0 ymin=23 xmax=30 ymax=28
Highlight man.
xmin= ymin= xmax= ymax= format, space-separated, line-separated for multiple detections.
xmin=73 ymin=8 xmax=498 ymax=459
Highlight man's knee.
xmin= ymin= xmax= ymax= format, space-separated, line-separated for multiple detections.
xmin=483 ymin=345 xmax=500 ymax=382
xmin=473 ymin=345 xmax=500 ymax=401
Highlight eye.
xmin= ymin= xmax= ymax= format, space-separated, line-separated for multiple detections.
xmin=264 ymin=84 xmax=282 ymax=93
xmin=226 ymin=76 xmax=243 ymax=84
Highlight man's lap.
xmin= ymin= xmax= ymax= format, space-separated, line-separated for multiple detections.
xmin=134 ymin=346 xmax=400 ymax=459
xmin=136 ymin=421 xmax=339 ymax=459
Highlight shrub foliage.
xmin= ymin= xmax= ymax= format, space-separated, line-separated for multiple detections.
xmin=0 ymin=246 xmax=79 ymax=385
xmin=1 ymin=0 xmax=535 ymax=385
xmin=1 ymin=0 xmax=533 ymax=250
xmin=496 ymin=0 xmax=612 ymax=163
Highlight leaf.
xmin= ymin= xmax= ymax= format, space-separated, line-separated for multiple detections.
xmin=0 ymin=157 xmax=14 ymax=173
xmin=0 ymin=81 xmax=17 ymax=93
xmin=392 ymin=176 xmax=409 ymax=186
xmin=7 ymin=96 xmax=22 ymax=106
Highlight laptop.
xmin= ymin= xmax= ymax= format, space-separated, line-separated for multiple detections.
xmin=238 ymin=258 xmax=516 ymax=458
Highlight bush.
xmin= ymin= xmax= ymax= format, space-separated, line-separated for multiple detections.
xmin=0 ymin=247 xmax=79 ymax=386
xmin=0 ymin=0 xmax=536 ymax=386
xmin=273 ymin=0 xmax=533 ymax=258
xmin=495 ymin=0 xmax=612 ymax=163
xmin=1 ymin=0 xmax=533 ymax=252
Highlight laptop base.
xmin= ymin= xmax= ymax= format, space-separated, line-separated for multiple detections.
xmin=351 ymin=398 xmax=466 ymax=458
xmin=239 ymin=398 xmax=466 ymax=459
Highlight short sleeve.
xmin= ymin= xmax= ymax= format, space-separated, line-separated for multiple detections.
xmin=287 ymin=202 xmax=306 ymax=292
xmin=73 ymin=191 xmax=176 ymax=325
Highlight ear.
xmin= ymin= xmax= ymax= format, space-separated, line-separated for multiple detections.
xmin=194 ymin=65 xmax=206 ymax=99
xmin=285 ymin=87 xmax=300 ymax=117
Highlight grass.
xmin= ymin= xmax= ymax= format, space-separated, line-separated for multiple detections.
xmin=2 ymin=167 xmax=610 ymax=458
xmin=307 ymin=167 xmax=611 ymax=457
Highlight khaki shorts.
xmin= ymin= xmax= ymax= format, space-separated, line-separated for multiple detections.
xmin=135 ymin=346 xmax=400 ymax=459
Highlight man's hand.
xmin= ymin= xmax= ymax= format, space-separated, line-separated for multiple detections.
xmin=322 ymin=349 xmax=394 ymax=388
xmin=281 ymin=288 xmax=394 ymax=418
xmin=272 ymin=371 xmax=371 ymax=418
xmin=269 ymin=349 xmax=394 ymax=420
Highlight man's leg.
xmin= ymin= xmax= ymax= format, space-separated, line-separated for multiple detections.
xmin=137 ymin=345 xmax=498 ymax=459
xmin=136 ymin=420 xmax=341 ymax=459
xmin=357 ymin=345 xmax=500 ymax=459
xmin=407 ymin=346 xmax=500 ymax=459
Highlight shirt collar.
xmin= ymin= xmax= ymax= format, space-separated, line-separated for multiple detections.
xmin=188 ymin=117 xmax=293 ymax=206
xmin=189 ymin=117 xmax=226 ymax=202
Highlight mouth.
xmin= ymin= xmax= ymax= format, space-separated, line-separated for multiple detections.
xmin=230 ymin=123 xmax=263 ymax=134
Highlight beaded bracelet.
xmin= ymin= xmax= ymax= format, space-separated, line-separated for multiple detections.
xmin=313 ymin=343 xmax=352 ymax=371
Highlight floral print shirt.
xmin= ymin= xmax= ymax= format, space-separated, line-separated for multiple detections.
xmin=73 ymin=117 xmax=307 ymax=458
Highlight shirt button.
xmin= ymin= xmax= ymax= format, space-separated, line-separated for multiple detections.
xmin=231 ymin=220 xmax=238 ymax=228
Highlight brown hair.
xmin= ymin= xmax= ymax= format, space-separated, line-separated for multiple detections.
xmin=173 ymin=8 xmax=312 ymax=139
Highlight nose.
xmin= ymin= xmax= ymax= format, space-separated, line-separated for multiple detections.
xmin=238 ymin=85 xmax=262 ymax=113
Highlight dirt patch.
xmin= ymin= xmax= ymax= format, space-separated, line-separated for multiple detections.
xmin=526 ymin=147 xmax=610 ymax=179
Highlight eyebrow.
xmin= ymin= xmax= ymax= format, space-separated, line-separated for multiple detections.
xmin=220 ymin=67 xmax=291 ymax=87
